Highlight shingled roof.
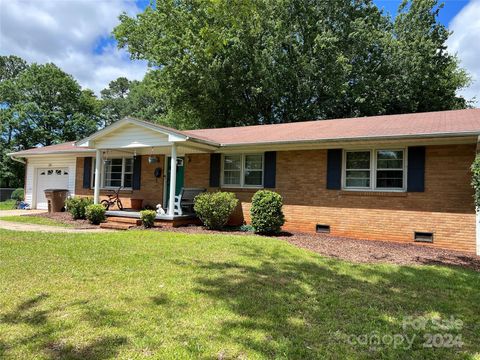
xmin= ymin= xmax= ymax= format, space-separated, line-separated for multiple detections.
xmin=9 ymin=109 xmax=480 ymax=156
xmin=185 ymin=109 xmax=480 ymax=146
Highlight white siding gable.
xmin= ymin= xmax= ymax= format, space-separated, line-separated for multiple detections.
xmin=95 ymin=124 xmax=171 ymax=149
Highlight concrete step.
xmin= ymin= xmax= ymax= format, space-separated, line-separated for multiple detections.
xmin=100 ymin=222 xmax=133 ymax=230
xmin=107 ymin=217 xmax=142 ymax=225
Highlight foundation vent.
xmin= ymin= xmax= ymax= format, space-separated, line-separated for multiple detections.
xmin=414 ymin=231 xmax=434 ymax=243
xmin=316 ymin=224 xmax=330 ymax=233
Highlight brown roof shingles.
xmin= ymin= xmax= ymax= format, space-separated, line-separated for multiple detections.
xmin=185 ymin=109 xmax=480 ymax=145
xmin=9 ymin=109 xmax=480 ymax=156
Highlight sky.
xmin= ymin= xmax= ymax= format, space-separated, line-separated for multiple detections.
xmin=0 ymin=0 xmax=478 ymax=105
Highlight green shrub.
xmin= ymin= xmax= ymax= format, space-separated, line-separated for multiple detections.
xmin=140 ymin=210 xmax=157 ymax=228
xmin=85 ymin=204 xmax=106 ymax=225
xmin=65 ymin=197 xmax=93 ymax=220
xmin=194 ymin=192 xmax=238 ymax=230
xmin=472 ymin=155 xmax=480 ymax=209
xmin=10 ymin=188 xmax=24 ymax=201
xmin=250 ymin=190 xmax=285 ymax=234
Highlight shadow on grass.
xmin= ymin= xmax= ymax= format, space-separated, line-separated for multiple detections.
xmin=0 ymin=293 xmax=129 ymax=359
xmin=45 ymin=336 xmax=128 ymax=360
xmin=193 ymin=244 xmax=480 ymax=359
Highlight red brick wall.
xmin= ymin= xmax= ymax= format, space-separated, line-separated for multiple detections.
xmin=184 ymin=145 xmax=477 ymax=253
xmin=74 ymin=144 xmax=477 ymax=252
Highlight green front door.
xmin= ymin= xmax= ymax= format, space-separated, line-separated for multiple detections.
xmin=166 ymin=157 xmax=185 ymax=207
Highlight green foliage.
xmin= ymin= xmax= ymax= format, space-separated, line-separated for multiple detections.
xmin=0 ymin=56 xmax=101 ymax=187
xmin=65 ymin=197 xmax=93 ymax=220
xmin=471 ymin=155 xmax=480 ymax=209
xmin=114 ymin=0 xmax=470 ymax=130
xmin=194 ymin=192 xmax=238 ymax=230
xmin=10 ymin=188 xmax=24 ymax=201
xmin=250 ymin=190 xmax=285 ymax=234
xmin=85 ymin=204 xmax=106 ymax=225
xmin=140 ymin=210 xmax=157 ymax=228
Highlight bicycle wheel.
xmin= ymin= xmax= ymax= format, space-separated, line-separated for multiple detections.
xmin=116 ymin=199 xmax=124 ymax=210
xmin=101 ymin=199 xmax=110 ymax=210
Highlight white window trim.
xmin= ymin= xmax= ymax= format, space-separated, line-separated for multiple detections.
xmin=91 ymin=157 xmax=134 ymax=190
xmin=342 ymin=148 xmax=407 ymax=192
xmin=220 ymin=153 xmax=264 ymax=189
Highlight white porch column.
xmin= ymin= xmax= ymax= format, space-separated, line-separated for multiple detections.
xmin=476 ymin=210 xmax=480 ymax=256
xmin=94 ymin=149 xmax=102 ymax=204
xmin=168 ymin=143 xmax=177 ymax=215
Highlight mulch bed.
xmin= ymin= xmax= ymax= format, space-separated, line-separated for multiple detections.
xmin=141 ymin=225 xmax=480 ymax=271
xmin=25 ymin=212 xmax=100 ymax=229
xmin=23 ymin=213 xmax=480 ymax=271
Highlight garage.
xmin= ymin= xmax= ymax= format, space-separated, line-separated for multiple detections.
xmin=35 ymin=168 xmax=70 ymax=209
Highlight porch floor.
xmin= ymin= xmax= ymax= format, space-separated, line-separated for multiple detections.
xmin=104 ymin=210 xmax=201 ymax=229
xmin=105 ymin=210 xmax=196 ymax=221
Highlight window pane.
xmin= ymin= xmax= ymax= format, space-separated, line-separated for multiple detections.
xmin=224 ymin=155 xmax=241 ymax=170
xmin=245 ymin=155 xmax=263 ymax=170
xmin=376 ymin=170 xmax=403 ymax=188
xmin=224 ymin=171 xmax=241 ymax=185
xmin=244 ymin=170 xmax=262 ymax=186
xmin=377 ymin=150 xmax=403 ymax=169
xmin=124 ymin=173 xmax=133 ymax=188
xmin=346 ymin=170 xmax=370 ymax=188
xmin=124 ymin=158 xmax=133 ymax=173
xmin=346 ymin=151 xmax=370 ymax=169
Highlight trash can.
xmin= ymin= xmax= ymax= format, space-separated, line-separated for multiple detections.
xmin=44 ymin=189 xmax=69 ymax=213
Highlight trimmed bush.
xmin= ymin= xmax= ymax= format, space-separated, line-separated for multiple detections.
xmin=10 ymin=188 xmax=24 ymax=201
xmin=140 ymin=210 xmax=157 ymax=228
xmin=194 ymin=192 xmax=238 ymax=230
xmin=85 ymin=204 xmax=106 ymax=225
xmin=65 ymin=197 xmax=93 ymax=220
xmin=250 ymin=190 xmax=285 ymax=234
xmin=472 ymin=155 xmax=480 ymax=209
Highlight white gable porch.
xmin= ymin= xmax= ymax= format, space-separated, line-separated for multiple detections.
xmin=75 ymin=117 xmax=217 ymax=215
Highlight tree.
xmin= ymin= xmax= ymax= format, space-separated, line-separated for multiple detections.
xmin=100 ymin=77 xmax=133 ymax=126
xmin=0 ymin=57 xmax=101 ymax=187
xmin=100 ymin=73 xmax=167 ymax=127
xmin=114 ymin=0 xmax=470 ymax=129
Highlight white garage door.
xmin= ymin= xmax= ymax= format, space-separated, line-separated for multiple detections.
xmin=36 ymin=168 xmax=69 ymax=209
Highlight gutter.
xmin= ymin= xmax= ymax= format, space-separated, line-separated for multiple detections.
xmin=10 ymin=155 xmax=26 ymax=164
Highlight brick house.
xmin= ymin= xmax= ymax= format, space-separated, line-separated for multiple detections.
xmin=9 ymin=109 xmax=480 ymax=254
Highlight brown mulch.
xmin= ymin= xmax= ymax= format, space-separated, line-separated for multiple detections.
xmin=21 ymin=213 xmax=480 ymax=271
xmin=25 ymin=212 xmax=100 ymax=229
xmin=137 ymin=224 xmax=480 ymax=271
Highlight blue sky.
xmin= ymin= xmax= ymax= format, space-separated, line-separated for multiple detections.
xmin=0 ymin=0 xmax=478 ymax=104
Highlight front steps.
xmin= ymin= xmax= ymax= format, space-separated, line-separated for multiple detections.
xmin=100 ymin=214 xmax=202 ymax=230
xmin=100 ymin=216 xmax=141 ymax=230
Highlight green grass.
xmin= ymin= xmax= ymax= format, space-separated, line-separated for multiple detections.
xmin=0 ymin=200 xmax=16 ymax=210
xmin=0 ymin=230 xmax=478 ymax=359
xmin=0 ymin=215 xmax=72 ymax=227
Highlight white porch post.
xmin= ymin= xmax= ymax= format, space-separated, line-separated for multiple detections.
xmin=94 ymin=149 xmax=102 ymax=204
xmin=168 ymin=143 xmax=177 ymax=215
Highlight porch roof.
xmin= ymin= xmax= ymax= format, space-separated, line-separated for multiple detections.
xmin=8 ymin=109 xmax=480 ymax=157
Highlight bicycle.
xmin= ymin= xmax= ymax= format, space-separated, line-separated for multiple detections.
xmin=101 ymin=187 xmax=124 ymax=211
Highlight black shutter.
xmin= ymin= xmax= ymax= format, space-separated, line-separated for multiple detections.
xmin=209 ymin=153 xmax=221 ymax=187
xmin=326 ymin=149 xmax=342 ymax=190
xmin=83 ymin=157 xmax=92 ymax=189
xmin=264 ymin=151 xmax=276 ymax=188
xmin=132 ymin=155 xmax=142 ymax=190
xmin=407 ymin=146 xmax=425 ymax=192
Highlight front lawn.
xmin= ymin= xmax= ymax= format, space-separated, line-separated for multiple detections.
xmin=0 ymin=230 xmax=478 ymax=359
xmin=0 ymin=200 xmax=16 ymax=210
xmin=0 ymin=215 xmax=72 ymax=227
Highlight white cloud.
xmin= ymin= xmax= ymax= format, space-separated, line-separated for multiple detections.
xmin=0 ymin=0 xmax=148 ymax=95
xmin=447 ymin=0 xmax=480 ymax=106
